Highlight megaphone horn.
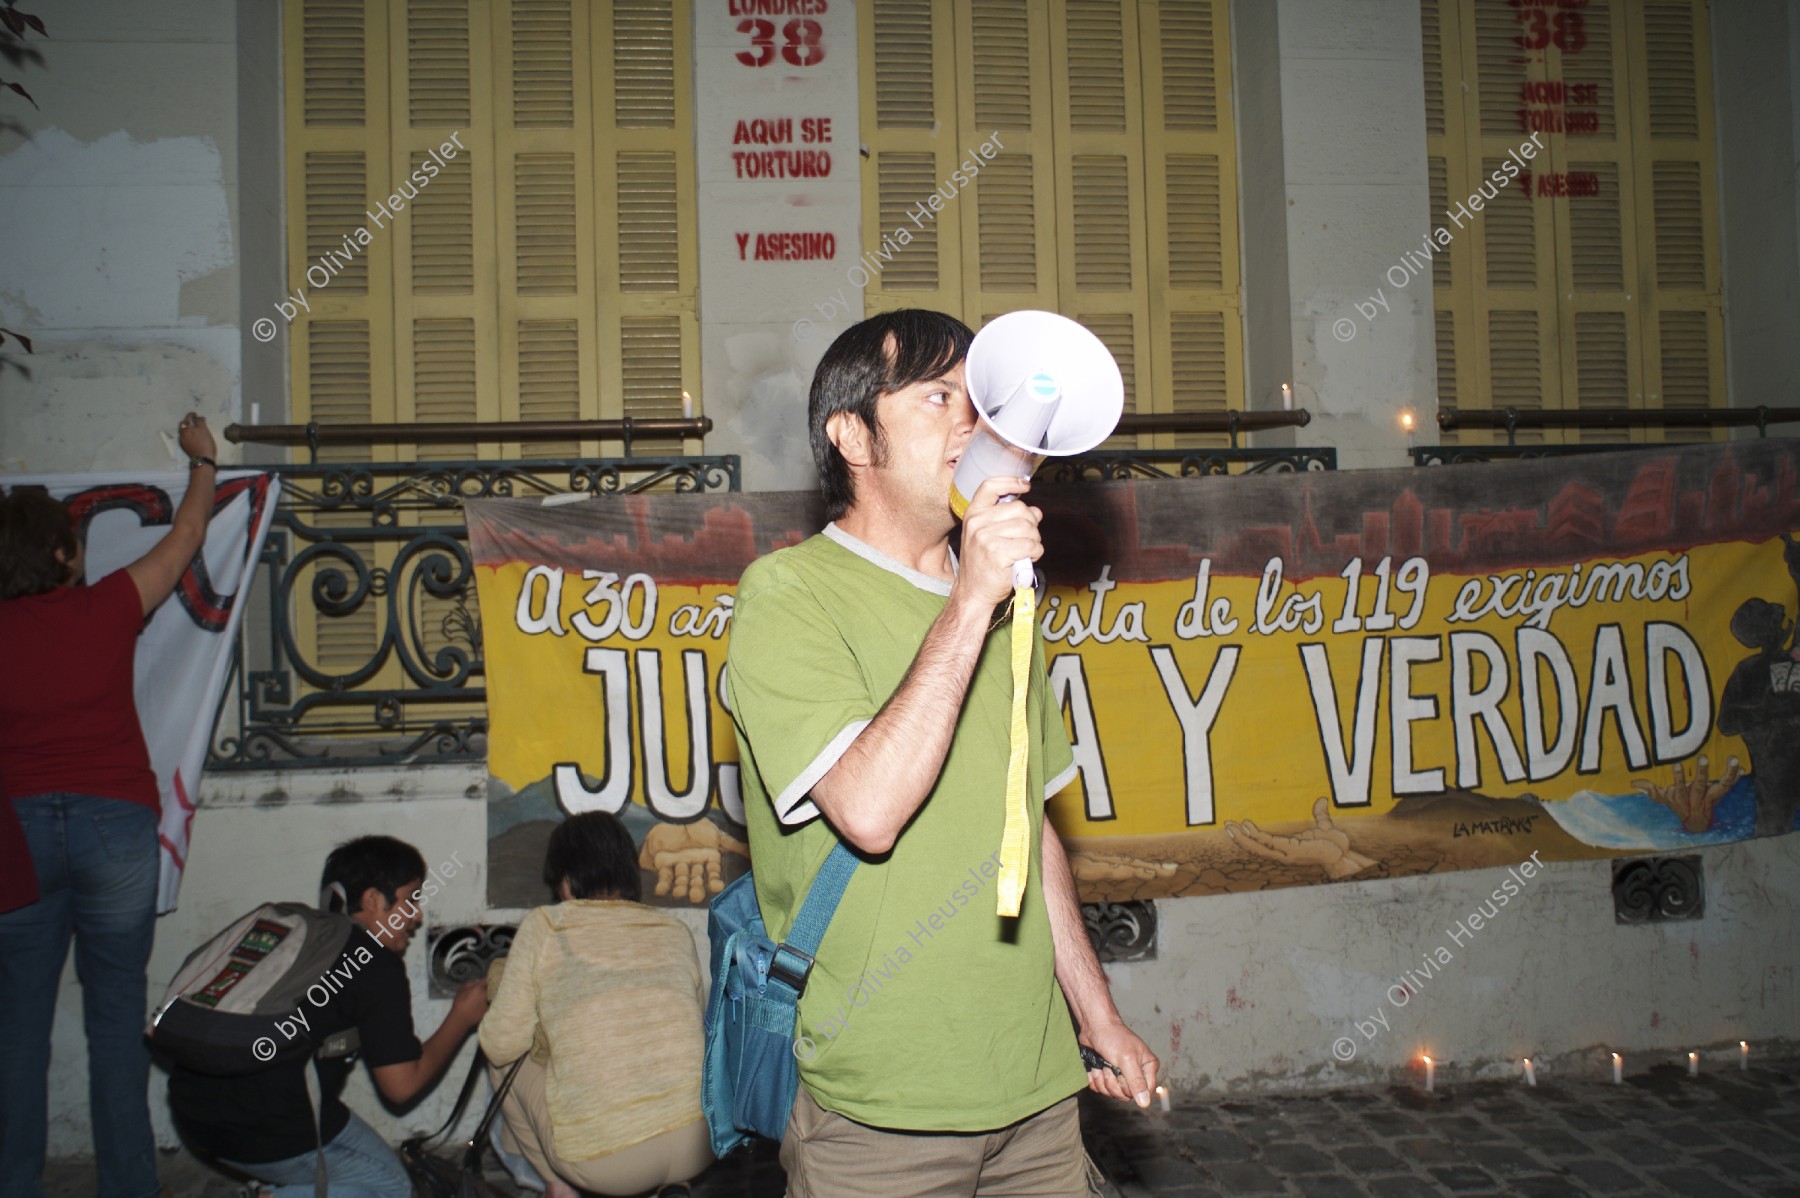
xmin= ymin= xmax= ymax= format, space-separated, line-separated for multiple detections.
xmin=951 ymin=310 xmax=1126 ymax=585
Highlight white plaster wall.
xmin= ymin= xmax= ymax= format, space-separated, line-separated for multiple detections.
xmin=1103 ymin=836 xmax=1800 ymax=1094
xmin=1712 ymin=0 xmax=1800 ymax=417
xmin=0 ymin=0 xmax=242 ymax=475
xmin=1278 ymin=0 xmax=1436 ymax=468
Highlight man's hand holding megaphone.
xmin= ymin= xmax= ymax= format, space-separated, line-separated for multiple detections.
xmin=951 ymin=473 xmax=1045 ymax=612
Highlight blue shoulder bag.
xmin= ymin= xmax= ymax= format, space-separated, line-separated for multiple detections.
xmin=701 ymin=841 xmax=858 ymax=1156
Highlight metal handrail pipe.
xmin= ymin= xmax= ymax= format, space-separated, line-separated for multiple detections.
xmin=225 ymin=417 xmax=715 ymax=446
xmin=1114 ymin=409 xmax=1312 ymax=435
xmin=1437 ymin=406 xmax=1800 ymax=433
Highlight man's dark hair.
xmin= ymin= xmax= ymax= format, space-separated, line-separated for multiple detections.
xmin=542 ymin=811 xmax=642 ymax=903
xmin=0 ymin=489 xmax=78 ymax=600
xmin=321 ymin=835 xmax=427 ymax=914
xmin=808 ymin=309 xmax=974 ymax=521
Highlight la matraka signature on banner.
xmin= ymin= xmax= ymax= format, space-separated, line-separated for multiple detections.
xmin=466 ymin=442 xmax=1800 ymax=909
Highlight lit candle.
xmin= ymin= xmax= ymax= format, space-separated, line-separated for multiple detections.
xmin=1281 ymin=383 xmax=1293 ymax=411
xmin=1688 ymin=1051 xmax=1699 ymax=1077
xmin=681 ymin=390 xmax=694 ymax=420
xmin=1400 ymin=408 xmax=1417 ymax=449
xmin=1155 ymin=1084 xmax=1170 ymax=1112
xmin=1740 ymin=1041 xmax=1749 ymax=1071
xmin=1611 ymin=1052 xmax=1622 ymax=1084
xmin=1423 ymin=1055 xmax=1435 ymax=1093
xmin=1522 ymin=1058 xmax=1536 ymax=1087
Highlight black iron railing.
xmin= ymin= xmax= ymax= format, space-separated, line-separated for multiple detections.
xmin=1415 ymin=406 xmax=1797 ymax=464
xmin=208 ymin=456 xmax=740 ymax=770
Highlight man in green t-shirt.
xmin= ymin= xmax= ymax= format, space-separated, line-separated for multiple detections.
xmin=727 ymin=309 xmax=1159 ymax=1195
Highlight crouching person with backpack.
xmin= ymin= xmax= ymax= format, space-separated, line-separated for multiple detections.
xmin=165 ymin=836 xmax=488 ymax=1196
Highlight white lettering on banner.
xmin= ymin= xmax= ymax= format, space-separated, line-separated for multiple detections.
xmin=1447 ymin=555 xmax=1691 ymax=631
xmin=551 ymin=647 xmax=740 ymax=822
xmin=636 ymin=648 xmax=712 ymax=820
xmin=1300 ymin=639 xmax=1385 ymax=808
xmin=1049 ymin=655 xmax=1115 ymax=821
xmin=512 ymin=568 xmax=658 ymax=642
xmin=1298 ymin=625 xmax=1712 ymax=807
xmin=1041 ymin=566 xmax=1148 ymax=646
xmin=516 ymin=565 xmax=566 ymax=636
xmin=1149 ymin=645 xmax=1240 ymax=826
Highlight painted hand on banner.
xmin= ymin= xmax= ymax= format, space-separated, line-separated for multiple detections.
xmin=1632 ymin=755 xmax=1742 ymax=834
xmin=1068 ymin=852 xmax=1178 ymax=884
xmin=1225 ymin=797 xmax=1378 ymax=881
xmin=638 ymin=820 xmax=751 ymax=903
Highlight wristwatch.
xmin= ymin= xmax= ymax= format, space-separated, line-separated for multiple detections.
xmin=189 ymin=455 xmax=217 ymax=470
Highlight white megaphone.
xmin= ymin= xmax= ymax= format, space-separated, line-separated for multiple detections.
xmin=950 ymin=311 xmax=1125 ymax=586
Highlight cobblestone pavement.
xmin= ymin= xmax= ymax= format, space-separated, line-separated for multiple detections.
xmin=44 ymin=1058 xmax=1800 ymax=1196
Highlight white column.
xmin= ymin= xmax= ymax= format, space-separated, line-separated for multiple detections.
xmin=693 ymin=1 xmax=862 ymax=492
xmin=1278 ymin=0 xmax=1434 ymax=467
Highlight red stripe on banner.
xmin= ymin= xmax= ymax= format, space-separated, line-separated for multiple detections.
xmin=160 ymin=833 xmax=186 ymax=870
xmin=173 ymin=769 xmax=195 ymax=812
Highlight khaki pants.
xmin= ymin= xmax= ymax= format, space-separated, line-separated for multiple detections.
xmin=491 ymin=1056 xmax=714 ymax=1197
xmin=778 ymin=1086 xmax=1103 ymax=1198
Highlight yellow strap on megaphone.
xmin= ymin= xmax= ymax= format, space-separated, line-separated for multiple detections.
xmin=996 ymin=581 xmax=1035 ymax=917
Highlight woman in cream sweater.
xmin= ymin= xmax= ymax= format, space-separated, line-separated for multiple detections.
xmin=481 ymin=813 xmax=713 ymax=1197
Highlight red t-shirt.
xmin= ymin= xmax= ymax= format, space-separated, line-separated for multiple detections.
xmin=0 ymin=570 xmax=160 ymax=812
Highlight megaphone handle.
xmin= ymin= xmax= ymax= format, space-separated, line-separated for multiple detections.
xmin=1011 ymin=559 xmax=1034 ymax=590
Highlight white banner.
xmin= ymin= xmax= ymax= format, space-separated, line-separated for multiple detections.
xmin=6 ymin=470 xmax=279 ymax=912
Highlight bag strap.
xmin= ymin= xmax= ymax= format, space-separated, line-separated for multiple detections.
xmin=414 ymin=1046 xmax=490 ymax=1149
xmin=768 ymin=841 xmax=859 ymax=997
xmin=462 ymin=1054 xmax=527 ymax=1171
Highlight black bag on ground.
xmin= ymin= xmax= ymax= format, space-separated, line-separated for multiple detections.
xmin=400 ymin=1051 xmax=525 ymax=1198
xmin=147 ymin=901 xmax=361 ymax=1075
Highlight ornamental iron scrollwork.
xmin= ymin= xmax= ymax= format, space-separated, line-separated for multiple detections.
xmin=1612 ymin=855 xmax=1704 ymax=924
xmin=428 ymin=923 xmax=517 ymax=998
xmin=208 ymin=457 xmax=739 ymax=770
xmin=1082 ymin=901 xmax=1157 ymax=962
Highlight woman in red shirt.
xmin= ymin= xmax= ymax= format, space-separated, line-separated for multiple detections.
xmin=0 ymin=413 xmax=219 ymax=1198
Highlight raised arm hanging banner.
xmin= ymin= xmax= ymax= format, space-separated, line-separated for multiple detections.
xmin=467 ymin=441 xmax=1800 ymax=908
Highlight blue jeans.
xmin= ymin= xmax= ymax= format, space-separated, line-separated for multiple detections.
xmin=220 ymin=1112 xmax=412 ymax=1198
xmin=0 ymin=793 xmax=161 ymax=1198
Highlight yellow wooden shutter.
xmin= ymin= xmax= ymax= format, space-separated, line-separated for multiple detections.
xmin=288 ymin=0 xmax=697 ymax=464
xmin=857 ymin=0 xmax=1243 ymax=435
xmin=1140 ymin=0 xmax=1239 ymax=448
xmin=955 ymin=0 xmax=1060 ymax=321
xmin=859 ymin=0 xmax=961 ymax=314
xmin=596 ymin=0 xmax=697 ymax=455
xmin=286 ymin=0 xmax=392 ymax=463
xmin=1631 ymin=0 xmax=1723 ymax=437
xmin=392 ymin=0 xmax=498 ymax=461
xmin=1429 ymin=0 xmax=1722 ymax=438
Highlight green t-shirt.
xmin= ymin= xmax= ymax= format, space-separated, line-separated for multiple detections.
xmin=726 ymin=524 xmax=1083 ymax=1132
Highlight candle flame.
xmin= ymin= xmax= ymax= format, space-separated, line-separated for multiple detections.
xmin=1612 ymin=1053 xmax=1621 ymax=1063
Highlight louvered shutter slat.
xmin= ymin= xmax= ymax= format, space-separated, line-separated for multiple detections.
xmin=875 ymin=1 xmax=935 ymax=129
xmin=513 ymin=0 xmax=574 ymax=128
xmin=978 ymin=155 xmax=1038 ymax=291
xmin=413 ymin=317 xmax=478 ymax=459
xmin=411 ymin=150 xmax=473 ymax=294
xmin=407 ymin=0 xmax=471 ymax=126
xmin=971 ymin=1 xmax=1031 ymax=130
xmin=614 ymin=0 xmax=676 ymax=129
xmin=617 ymin=151 xmax=679 ymax=292
xmin=877 ymin=154 xmax=940 ymax=290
